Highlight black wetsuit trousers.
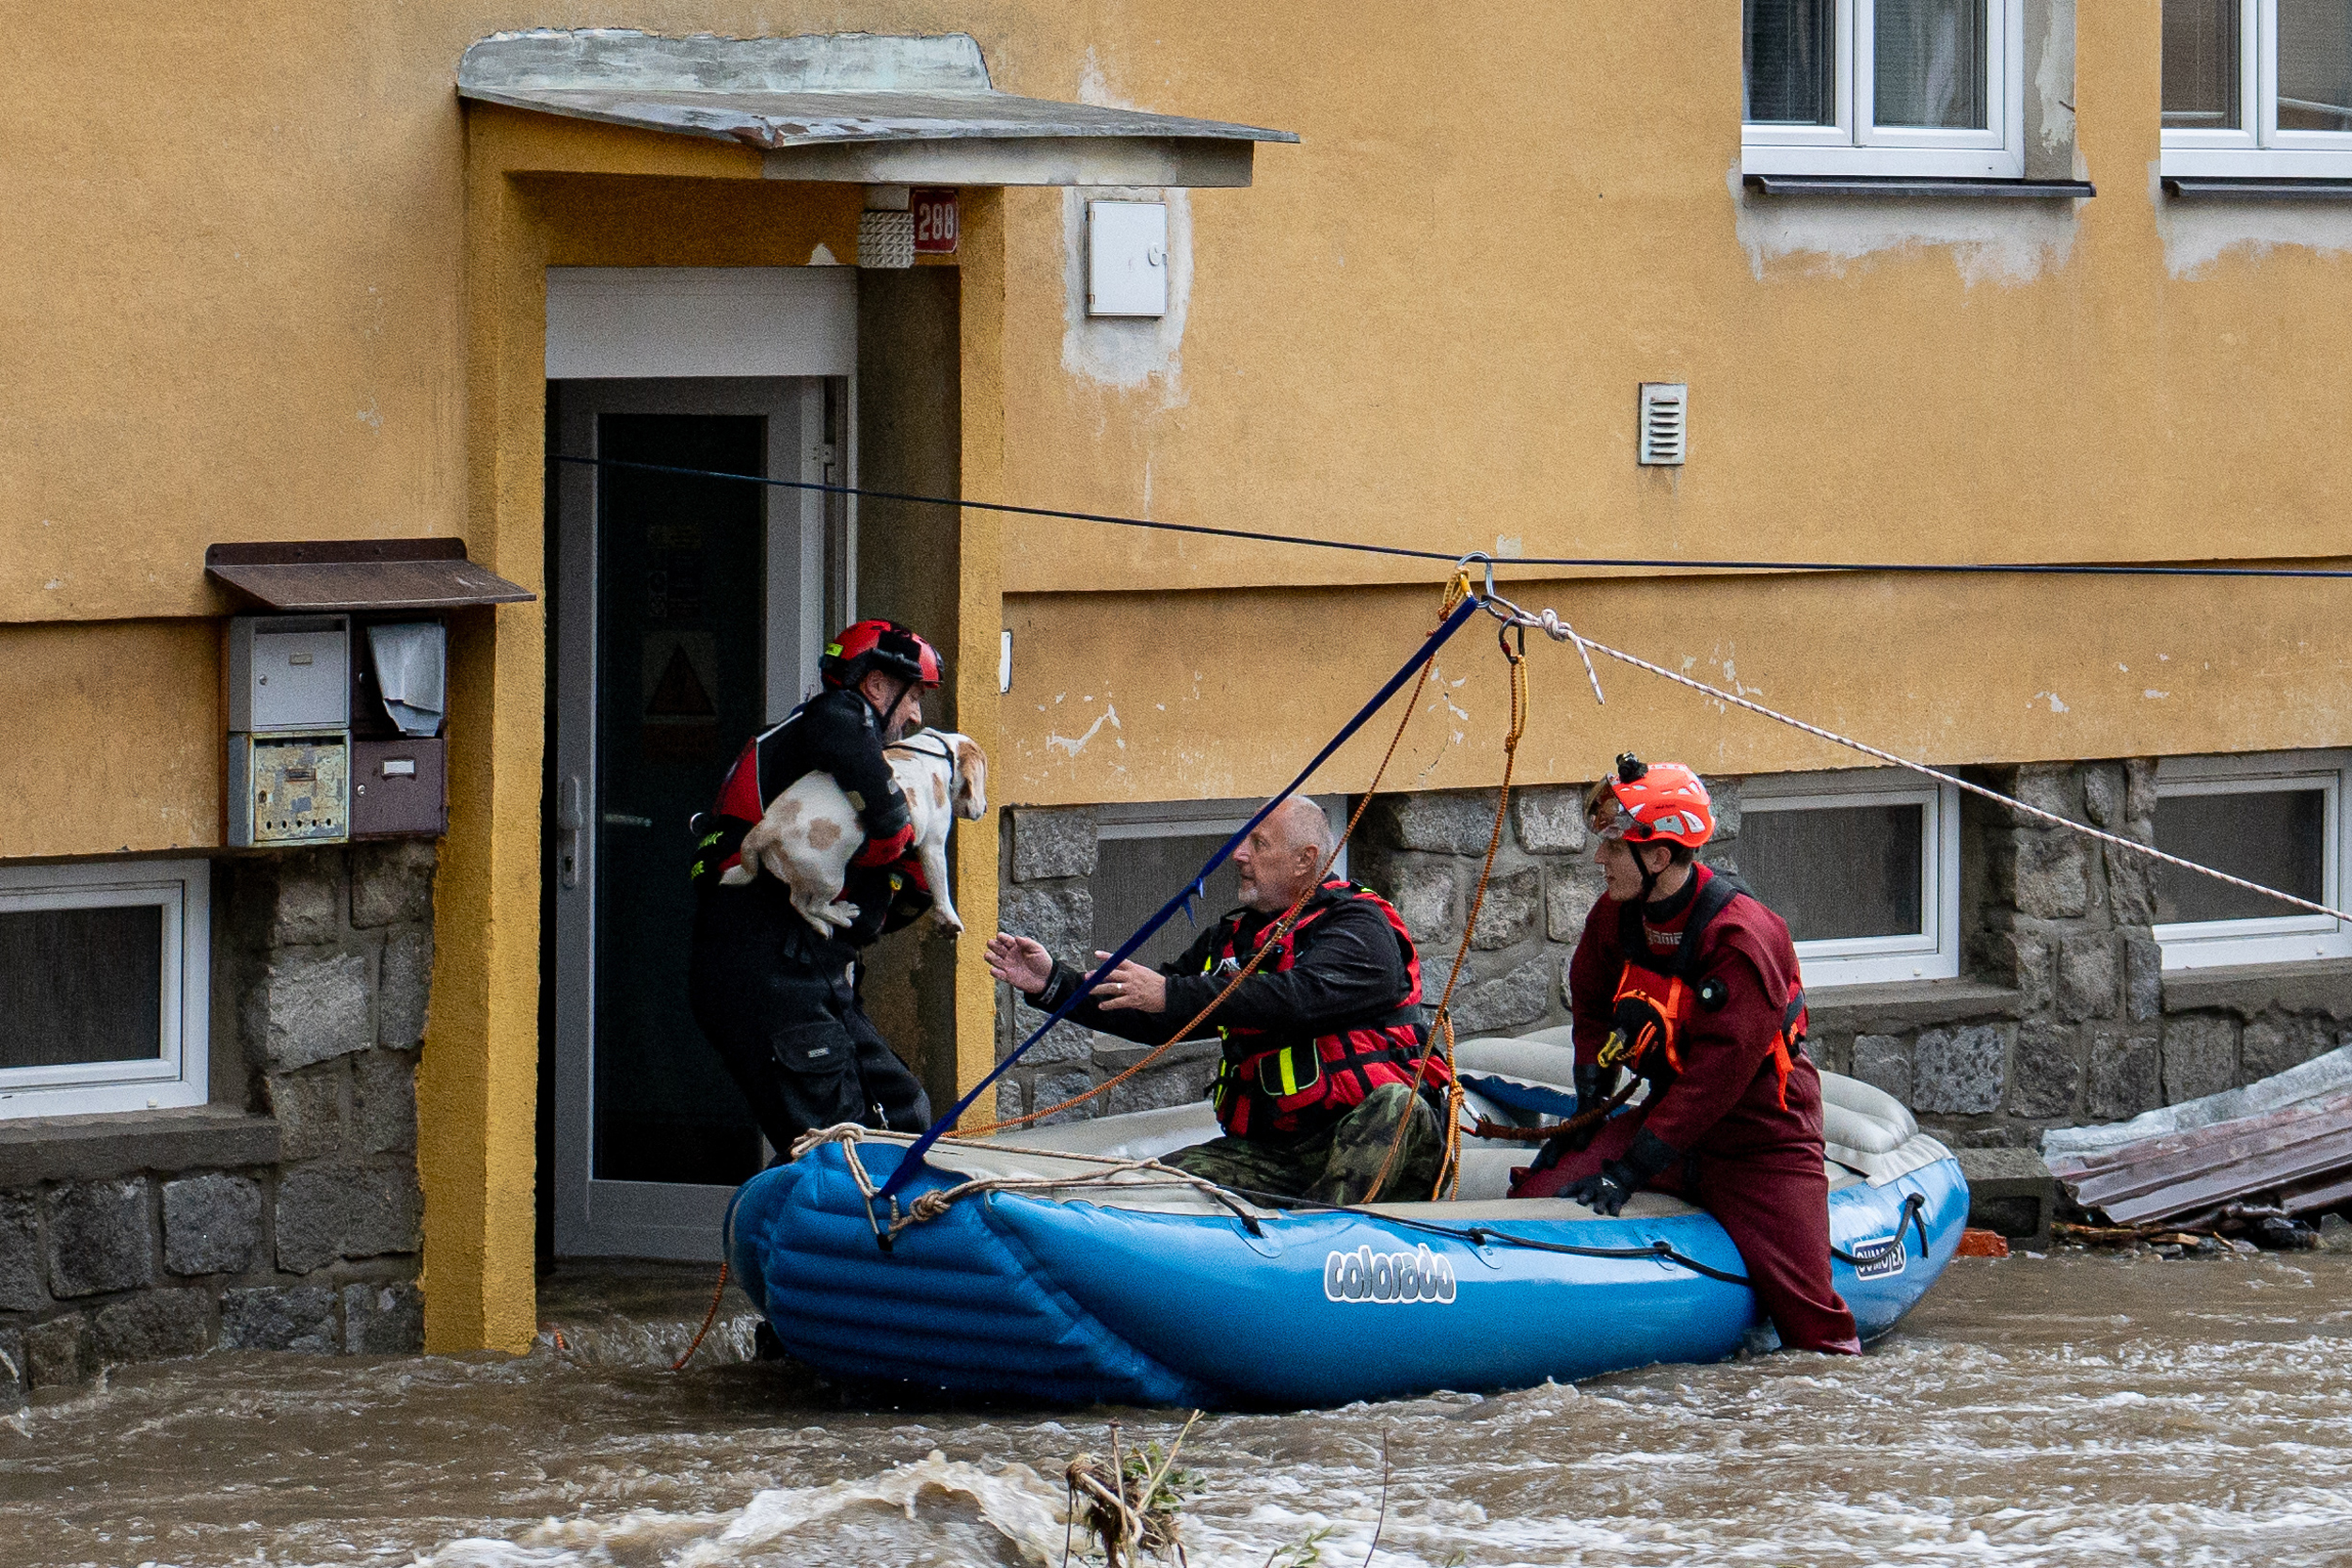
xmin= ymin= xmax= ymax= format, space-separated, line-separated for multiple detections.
xmin=688 ymin=906 xmax=932 ymax=1158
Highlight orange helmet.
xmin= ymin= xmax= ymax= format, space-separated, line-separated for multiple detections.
xmin=1592 ymin=754 xmax=1714 ymax=848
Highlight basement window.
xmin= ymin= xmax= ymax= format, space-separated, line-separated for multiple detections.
xmin=1737 ymin=768 xmax=1962 ymax=986
xmin=2153 ymin=752 xmax=2351 ymax=969
xmin=1742 ymin=0 xmax=2026 ymax=179
xmin=1091 ymin=799 xmax=1347 ymax=971
xmin=0 ymin=859 xmax=211 ymax=1119
xmin=2162 ymin=0 xmax=2352 ymax=180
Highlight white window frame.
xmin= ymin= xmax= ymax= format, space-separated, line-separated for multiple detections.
xmin=1096 ymin=797 xmax=1348 ymax=882
xmin=0 ymin=858 xmax=211 ymax=1119
xmin=2152 ymin=752 xmax=2351 ymax=970
xmin=2163 ymin=0 xmax=2352 ymax=178
xmin=1740 ymin=768 xmax=1963 ymax=987
xmin=1742 ymin=0 xmax=2027 ymax=179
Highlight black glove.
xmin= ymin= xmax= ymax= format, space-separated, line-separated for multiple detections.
xmin=1528 ymin=1064 xmax=1622 ymax=1171
xmin=1562 ymin=1161 xmax=1637 ymax=1216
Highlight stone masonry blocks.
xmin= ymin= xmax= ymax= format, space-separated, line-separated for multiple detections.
xmin=220 ymin=1285 xmax=339 ymax=1353
xmin=350 ymin=840 xmax=437 ymax=928
xmin=1370 ymin=790 xmax=1502 ymax=856
xmin=2010 ymin=832 xmax=2090 ymax=920
xmin=265 ymin=1066 xmax=349 ymax=1162
xmin=355 ymin=1053 xmax=421 ymax=1154
xmin=342 ymin=1280 xmax=425 ymax=1354
xmin=1545 ymin=865 xmax=1605 ymax=942
xmin=1470 ymin=866 xmax=1539 ymax=951
xmin=0 ymin=1192 xmax=42 ymax=1312
xmin=1510 ymin=785 xmax=1588 ymax=855
xmin=1382 ymin=858 xmax=1459 ymax=946
xmin=1851 ymin=1035 xmax=1913 ymax=1104
xmin=94 ymin=1288 xmax=211 ymax=1365
xmin=378 ymin=925 xmax=434 ymax=1048
xmin=2162 ymin=1014 xmax=2238 ymax=1105
xmin=46 ymin=1179 xmax=152 ymax=1298
xmin=1912 ymin=1025 xmax=2008 ymax=1115
xmin=251 ymin=948 xmax=373 ymax=1072
xmin=1011 ymin=806 xmax=1098 ymax=882
xmin=24 ymin=1315 xmax=94 ymax=1389
xmin=276 ymin=1164 xmax=423 ymax=1275
xmin=163 ymin=1174 xmax=262 ymax=1276
xmin=2088 ymin=1032 xmax=2161 ymax=1121
xmin=2009 ymin=1022 xmax=2081 ymax=1118
xmin=998 ymin=883 xmax=1093 ymax=968
xmin=2057 ymin=933 xmax=2120 ymax=1022
xmin=1447 ymin=957 xmax=1550 ymax=1034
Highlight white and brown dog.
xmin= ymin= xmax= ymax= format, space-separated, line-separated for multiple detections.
xmin=721 ymin=728 xmax=988 ymax=936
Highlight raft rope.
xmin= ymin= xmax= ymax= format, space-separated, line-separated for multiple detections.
xmin=549 ymin=452 xmax=2352 ymax=581
xmin=1467 ymin=562 xmax=2352 ymax=925
xmin=789 ymin=1121 xmax=1935 ymax=1288
xmin=961 ymin=574 xmax=1470 ymax=1135
xmin=670 ymin=1262 xmax=731 ymax=1371
xmin=878 ymin=594 xmax=1484 ymax=1201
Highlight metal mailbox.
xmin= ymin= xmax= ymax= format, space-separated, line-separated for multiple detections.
xmin=351 ymin=738 xmax=447 ymax=839
xmin=228 ymin=732 xmax=351 ymax=846
xmin=229 ymin=615 xmax=351 ymax=733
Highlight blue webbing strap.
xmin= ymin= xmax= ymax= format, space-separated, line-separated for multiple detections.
xmin=877 ymin=594 xmax=1483 ymax=1199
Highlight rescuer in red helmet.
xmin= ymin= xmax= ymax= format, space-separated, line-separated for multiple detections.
xmin=686 ymin=619 xmax=945 ymax=1153
xmin=1509 ymin=753 xmax=1861 ymax=1356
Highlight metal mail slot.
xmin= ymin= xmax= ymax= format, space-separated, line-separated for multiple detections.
xmin=351 ymin=737 xmax=446 ymax=839
xmin=228 ymin=732 xmax=351 ymax=847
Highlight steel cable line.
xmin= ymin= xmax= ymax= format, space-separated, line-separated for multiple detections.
xmin=549 ymin=453 xmax=2352 ymax=581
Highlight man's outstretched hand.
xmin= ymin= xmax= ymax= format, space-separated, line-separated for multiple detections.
xmin=1088 ymin=953 xmax=1167 ymax=1014
xmin=985 ymin=934 xmax=1054 ymax=995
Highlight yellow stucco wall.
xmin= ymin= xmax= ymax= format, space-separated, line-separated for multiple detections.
xmin=6 ymin=3 xmax=2351 ymax=1349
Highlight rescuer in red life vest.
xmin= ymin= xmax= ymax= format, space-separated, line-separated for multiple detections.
xmin=984 ymin=797 xmax=1452 ymax=1205
xmin=686 ymin=620 xmax=942 ymax=1155
xmin=1510 ymin=755 xmax=1862 ymax=1355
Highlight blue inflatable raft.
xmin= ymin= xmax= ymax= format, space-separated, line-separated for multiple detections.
xmin=726 ymin=1032 xmax=1968 ymax=1409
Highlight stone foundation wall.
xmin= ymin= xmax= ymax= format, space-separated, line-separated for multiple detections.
xmin=993 ymin=760 xmax=2352 ymax=1147
xmin=0 ymin=843 xmax=432 ymax=1405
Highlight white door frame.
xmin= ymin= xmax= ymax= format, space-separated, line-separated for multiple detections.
xmin=547 ymin=265 xmax=858 ymax=1259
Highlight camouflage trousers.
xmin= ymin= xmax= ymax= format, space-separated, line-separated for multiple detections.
xmin=1167 ymin=1083 xmax=1444 ymax=1207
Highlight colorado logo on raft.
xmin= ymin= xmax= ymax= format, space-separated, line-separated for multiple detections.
xmin=1324 ymin=1243 xmax=1458 ymax=1305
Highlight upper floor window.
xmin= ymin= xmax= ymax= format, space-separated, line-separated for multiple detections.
xmin=2164 ymin=0 xmax=2352 ymax=177
xmin=1743 ymin=0 xmax=2026 ymax=178
xmin=0 ymin=859 xmax=211 ymax=1119
xmin=2153 ymin=752 xmax=2351 ymax=969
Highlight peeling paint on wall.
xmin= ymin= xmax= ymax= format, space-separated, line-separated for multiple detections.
xmin=2152 ymin=163 xmax=2352 ymax=278
xmin=1728 ymin=166 xmax=2083 ymax=286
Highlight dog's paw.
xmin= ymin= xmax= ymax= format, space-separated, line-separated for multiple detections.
xmin=720 ymin=863 xmax=755 ymax=886
xmin=822 ymin=900 xmax=861 ymax=928
xmin=931 ymin=910 xmax=964 ymax=936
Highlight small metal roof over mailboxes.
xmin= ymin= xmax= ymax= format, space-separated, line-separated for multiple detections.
xmin=205 ymin=540 xmax=535 ymax=612
xmin=458 ymin=30 xmax=1297 ymax=187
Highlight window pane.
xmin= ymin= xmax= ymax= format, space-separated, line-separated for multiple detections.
xmin=1094 ymin=833 xmax=1245 ymax=972
xmin=0 ymin=905 xmax=165 ymax=1069
xmin=1740 ymin=802 xmax=1927 ymax=943
xmin=2154 ymin=787 xmax=2327 ymax=923
xmin=2279 ymin=0 xmax=2352 ymax=132
xmin=1746 ymin=0 xmax=1838 ymax=124
xmin=2163 ymin=0 xmax=2244 ymax=128
xmin=1875 ymin=0 xmax=1989 ymax=128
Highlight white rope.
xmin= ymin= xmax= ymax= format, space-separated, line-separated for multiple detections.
xmin=1483 ymin=597 xmax=2352 ymax=927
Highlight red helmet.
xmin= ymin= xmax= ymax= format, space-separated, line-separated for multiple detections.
xmin=821 ymin=619 xmax=942 ymax=690
xmin=1593 ymin=754 xmax=1714 ymax=848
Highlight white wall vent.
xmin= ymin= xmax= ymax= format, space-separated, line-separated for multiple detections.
xmin=857 ymin=209 xmax=915 ymax=269
xmin=1638 ymin=383 xmax=1688 ymax=466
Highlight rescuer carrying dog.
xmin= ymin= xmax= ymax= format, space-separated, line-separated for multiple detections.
xmin=1509 ymin=754 xmax=1861 ymax=1355
xmin=985 ymin=796 xmax=1452 ymax=1206
xmin=687 ymin=620 xmax=944 ymax=1154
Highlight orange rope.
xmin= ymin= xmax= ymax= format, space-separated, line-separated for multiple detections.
xmin=964 ymin=575 xmax=1470 ymax=1137
xmin=1362 ymin=625 xmax=1529 ymax=1203
xmin=670 ymin=1261 xmax=730 ymax=1372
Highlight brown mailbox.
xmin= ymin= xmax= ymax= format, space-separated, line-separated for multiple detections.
xmin=352 ymin=738 xmax=447 ymax=839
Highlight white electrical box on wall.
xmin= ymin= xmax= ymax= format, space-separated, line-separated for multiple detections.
xmin=1088 ymin=200 xmax=1168 ymax=318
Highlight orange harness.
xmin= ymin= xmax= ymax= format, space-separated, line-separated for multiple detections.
xmin=1607 ymin=877 xmax=1806 ymax=1110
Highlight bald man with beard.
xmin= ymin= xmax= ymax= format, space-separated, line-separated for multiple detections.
xmin=987 ymin=797 xmax=1452 ymax=1206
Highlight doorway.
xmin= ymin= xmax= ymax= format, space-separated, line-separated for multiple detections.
xmin=548 ymin=375 xmax=850 ymax=1259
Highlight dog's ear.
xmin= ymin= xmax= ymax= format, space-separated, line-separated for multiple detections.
xmin=953 ymin=737 xmax=988 ymax=818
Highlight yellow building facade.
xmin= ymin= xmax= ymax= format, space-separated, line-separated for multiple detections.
xmin=4 ymin=3 xmax=2351 ymax=1361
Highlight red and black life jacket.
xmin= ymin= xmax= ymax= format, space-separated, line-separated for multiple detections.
xmin=1601 ymin=873 xmax=1809 ymax=1109
xmin=1206 ymin=879 xmax=1451 ymax=1139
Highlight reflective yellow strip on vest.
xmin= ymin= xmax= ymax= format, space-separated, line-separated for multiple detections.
xmin=1276 ymin=1047 xmax=1303 ymax=1096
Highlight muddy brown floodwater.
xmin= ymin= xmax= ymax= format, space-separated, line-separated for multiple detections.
xmin=6 ymin=1252 xmax=2352 ymax=1567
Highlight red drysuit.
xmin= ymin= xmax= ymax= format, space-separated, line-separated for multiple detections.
xmin=1511 ymin=865 xmax=1861 ymax=1354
